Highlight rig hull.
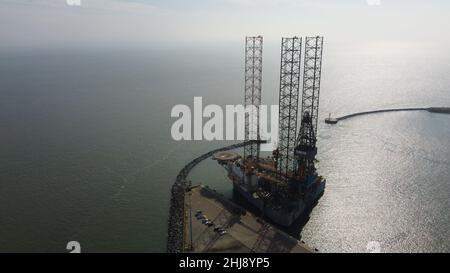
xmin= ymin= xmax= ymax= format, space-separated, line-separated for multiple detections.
xmin=223 ymin=159 xmax=325 ymax=227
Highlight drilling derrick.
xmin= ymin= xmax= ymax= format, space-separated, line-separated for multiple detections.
xmin=244 ymin=36 xmax=263 ymax=162
xmin=295 ymin=36 xmax=324 ymax=185
xmin=277 ymin=37 xmax=302 ymax=179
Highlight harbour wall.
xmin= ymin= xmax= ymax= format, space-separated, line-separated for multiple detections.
xmin=166 ymin=140 xmax=264 ymax=253
xmin=325 ymin=107 xmax=450 ymax=124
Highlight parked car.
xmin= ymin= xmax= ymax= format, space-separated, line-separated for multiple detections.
xmin=219 ymin=230 xmax=227 ymax=236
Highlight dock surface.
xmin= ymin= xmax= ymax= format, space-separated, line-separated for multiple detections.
xmin=183 ymin=185 xmax=315 ymax=253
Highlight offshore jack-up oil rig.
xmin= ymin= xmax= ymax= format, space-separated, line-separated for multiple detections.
xmin=213 ymin=36 xmax=325 ymax=227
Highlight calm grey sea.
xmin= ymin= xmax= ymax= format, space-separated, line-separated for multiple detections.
xmin=1 ymin=41 xmax=449 ymax=252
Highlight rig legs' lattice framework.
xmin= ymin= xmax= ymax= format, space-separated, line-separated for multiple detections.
xmin=296 ymin=36 xmax=324 ymax=178
xmin=244 ymin=36 xmax=263 ymax=161
xmin=277 ymin=37 xmax=302 ymax=178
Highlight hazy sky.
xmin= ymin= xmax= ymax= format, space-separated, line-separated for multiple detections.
xmin=1 ymin=0 xmax=449 ymax=49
